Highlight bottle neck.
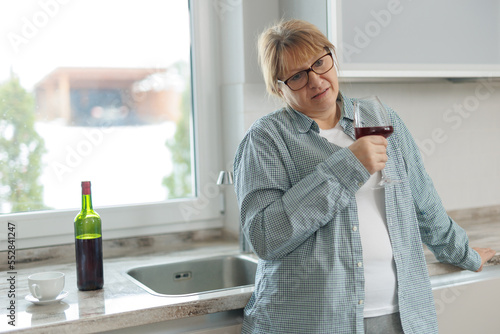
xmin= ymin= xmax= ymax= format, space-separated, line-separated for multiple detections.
xmin=81 ymin=194 xmax=93 ymax=211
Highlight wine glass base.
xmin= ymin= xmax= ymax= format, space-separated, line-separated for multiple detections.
xmin=376 ymin=178 xmax=401 ymax=188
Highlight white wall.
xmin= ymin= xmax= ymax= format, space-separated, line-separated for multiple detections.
xmin=217 ymin=0 xmax=500 ymax=235
xmin=341 ymin=80 xmax=500 ymax=210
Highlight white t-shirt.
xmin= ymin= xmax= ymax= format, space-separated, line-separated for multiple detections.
xmin=319 ymin=122 xmax=398 ymax=318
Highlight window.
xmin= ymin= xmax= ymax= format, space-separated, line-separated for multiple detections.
xmin=0 ymin=0 xmax=223 ymax=248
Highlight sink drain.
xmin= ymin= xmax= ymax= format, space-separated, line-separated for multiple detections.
xmin=174 ymin=271 xmax=192 ymax=281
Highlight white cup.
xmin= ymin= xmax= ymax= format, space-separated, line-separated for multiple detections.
xmin=28 ymin=272 xmax=65 ymax=301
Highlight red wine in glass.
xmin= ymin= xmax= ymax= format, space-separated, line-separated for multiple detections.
xmin=355 ymin=126 xmax=394 ymax=139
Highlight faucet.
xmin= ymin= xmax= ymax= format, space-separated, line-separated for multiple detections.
xmin=217 ymin=171 xmax=252 ymax=253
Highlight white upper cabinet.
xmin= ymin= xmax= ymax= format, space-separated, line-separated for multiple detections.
xmin=329 ymin=0 xmax=500 ymax=81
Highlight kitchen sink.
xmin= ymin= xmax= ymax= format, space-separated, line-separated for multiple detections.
xmin=125 ymin=254 xmax=258 ymax=297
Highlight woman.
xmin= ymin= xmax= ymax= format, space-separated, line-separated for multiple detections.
xmin=233 ymin=19 xmax=495 ymax=334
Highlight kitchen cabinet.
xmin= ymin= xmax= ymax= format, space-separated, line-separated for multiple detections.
xmin=102 ymin=310 xmax=243 ymax=334
xmin=329 ymin=0 xmax=500 ymax=81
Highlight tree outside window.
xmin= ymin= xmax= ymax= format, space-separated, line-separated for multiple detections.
xmin=0 ymin=74 xmax=47 ymax=213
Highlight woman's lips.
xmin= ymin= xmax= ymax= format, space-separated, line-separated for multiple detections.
xmin=312 ymin=88 xmax=329 ymax=99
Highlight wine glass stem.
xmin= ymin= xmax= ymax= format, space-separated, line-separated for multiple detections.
xmin=381 ymin=168 xmax=389 ymax=181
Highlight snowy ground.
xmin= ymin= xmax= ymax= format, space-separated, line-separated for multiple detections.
xmin=35 ymin=120 xmax=177 ymax=210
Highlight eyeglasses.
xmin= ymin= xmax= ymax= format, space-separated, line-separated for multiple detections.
xmin=278 ymin=52 xmax=334 ymax=91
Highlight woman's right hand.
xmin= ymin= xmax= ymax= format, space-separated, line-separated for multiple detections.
xmin=349 ymin=136 xmax=388 ymax=174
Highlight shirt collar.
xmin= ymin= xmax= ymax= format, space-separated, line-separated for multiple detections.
xmin=285 ymin=105 xmax=319 ymax=133
xmin=285 ymin=91 xmax=354 ymax=133
xmin=340 ymin=92 xmax=355 ymax=121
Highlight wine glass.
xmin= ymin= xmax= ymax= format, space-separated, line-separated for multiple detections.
xmin=353 ymin=96 xmax=399 ymax=187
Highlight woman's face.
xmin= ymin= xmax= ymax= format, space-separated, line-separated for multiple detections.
xmin=278 ymin=50 xmax=339 ymax=122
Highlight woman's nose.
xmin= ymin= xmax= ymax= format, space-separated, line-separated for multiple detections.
xmin=307 ymin=71 xmax=322 ymax=88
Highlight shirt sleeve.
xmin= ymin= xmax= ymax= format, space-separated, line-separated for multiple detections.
xmin=390 ymin=110 xmax=481 ymax=271
xmin=233 ymin=125 xmax=369 ymax=261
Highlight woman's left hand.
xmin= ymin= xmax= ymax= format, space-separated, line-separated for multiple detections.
xmin=473 ymin=247 xmax=496 ymax=272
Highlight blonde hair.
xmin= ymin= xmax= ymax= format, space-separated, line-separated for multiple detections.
xmin=257 ymin=19 xmax=336 ymax=98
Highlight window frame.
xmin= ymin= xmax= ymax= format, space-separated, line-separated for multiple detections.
xmin=0 ymin=0 xmax=224 ymax=249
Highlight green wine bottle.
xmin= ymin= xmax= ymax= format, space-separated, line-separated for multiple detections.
xmin=74 ymin=181 xmax=104 ymax=291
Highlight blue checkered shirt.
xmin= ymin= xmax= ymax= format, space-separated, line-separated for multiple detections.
xmin=233 ymin=92 xmax=481 ymax=334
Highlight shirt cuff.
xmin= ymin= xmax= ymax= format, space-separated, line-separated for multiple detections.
xmin=320 ymin=147 xmax=370 ymax=195
xmin=462 ymin=247 xmax=483 ymax=271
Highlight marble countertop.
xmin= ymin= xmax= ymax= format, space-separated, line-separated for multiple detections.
xmin=1 ymin=241 xmax=251 ymax=334
xmin=1 ymin=208 xmax=499 ymax=334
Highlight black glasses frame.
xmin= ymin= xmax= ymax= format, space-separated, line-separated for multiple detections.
xmin=277 ymin=52 xmax=334 ymax=91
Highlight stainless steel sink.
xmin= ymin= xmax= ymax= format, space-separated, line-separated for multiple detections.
xmin=125 ymin=254 xmax=258 ymax=297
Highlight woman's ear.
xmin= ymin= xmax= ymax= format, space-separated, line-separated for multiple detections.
xmin=274 ymin=86 xmax=283 ymax=98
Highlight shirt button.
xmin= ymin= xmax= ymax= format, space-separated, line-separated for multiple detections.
xmin=358 ymin=300 xmax=364 ymax=305
xmin=357 ymin=262 xmax=363 ymax=268
xmin=357 ymin=181 xmax=364 ymax=187
xmin=352 ymin=226 xmax=358 ymax=232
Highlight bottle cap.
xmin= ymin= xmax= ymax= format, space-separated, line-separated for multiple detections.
xmin=81 ymin=181 xmax=91 ymax=195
